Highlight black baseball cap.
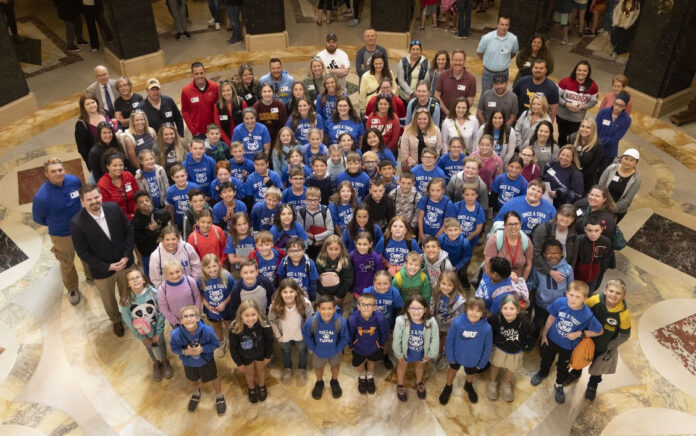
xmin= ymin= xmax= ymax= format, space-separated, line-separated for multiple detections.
xmin=493 ymin=74 xmax=507 ymax=83
xmin=326 ymin=33 xmax=338 ymax=42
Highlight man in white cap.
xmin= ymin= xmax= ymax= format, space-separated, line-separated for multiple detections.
xmin=138 ymin=78 xmax=184 ymax=136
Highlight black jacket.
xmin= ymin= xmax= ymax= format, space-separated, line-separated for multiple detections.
xmin=228 ymin=321 xmax=274 ymax=366
xmin=531 ymin=220 xmax=579 ymax=272
xmin=71 ymin=203 xmax=134 ymax=279
xmin=132 ymin=208 xmax=170 ymax=256
xmin=362 ymin=194 xmax=395 ymax=232
xmin=137 ymin=96 xmax=184 ymax=137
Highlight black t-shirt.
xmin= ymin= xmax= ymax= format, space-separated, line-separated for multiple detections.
xmin=513 ymin=76 xmax=559 ymax=117
xmin=488 ymin=312 xmax=534 ymax=354
xmin=114 ymin=94 xmax=144 ymax=120
xmin=608 ymin=172 xmax=632 ymax=205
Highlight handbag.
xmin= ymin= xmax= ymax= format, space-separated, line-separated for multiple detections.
xmin=611 ymin=226 xmax=627 ymax=250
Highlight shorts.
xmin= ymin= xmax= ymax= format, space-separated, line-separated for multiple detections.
xmin=352 ymin=349 xmax=384 ymax=367
xmin=184 ymin=359 xmax=218 ymax=383
xmin=424 ymin=4 xmax=437 ymax=14
xmin=553 ymin=12 xmax=570 ymax=25
xmin=238 ymin=354 xmax=266 ymax=366
xmin=313 ymin=352 xmax=343 ymax=368
xmin=573 ymin=0 xmax=588 ymax=8
xmin=449 ymin=362 xmax=490 ymax=375
xmin=489 ymin=346 xmax=523 ymax=371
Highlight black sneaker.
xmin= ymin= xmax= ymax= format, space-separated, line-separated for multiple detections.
xmin=66 ymin=45 xmax=81 ymax=53
xmin=248 ymin=387 xmax=258 ymax=403
xmin=188 ymin=391 xmax=201 ymax=411
xmin=358 ymin=377 xmax=368 ymax=394
xmin=77 ymin=39 xmax=89 ymax=45
xmin=330 ymin=378 xmax=342 ymax=398
xmin=216 ymin=396 xmax=226 ymax=414
xmin=183 ymin=31 xmax=192 ymax=38
xmin=312 ymin=380 xmax=324 ymax=400
xmin=564 ymin=371 xmax=582 ymax=386
xmin=175 ymin=33 xmax=182 ymax=41
xmin=585 ymin=386 xmax=597 ymax=401
xmin=257 ymin=385 xmax=267 ymax=402
xmin=366 ymin=377 xmax=376 ymax=394
xmin=416 ymin=382 xmax=426 ymax=399
xmin=464 ymin=382 xmax=478 ymax=403
xmin=439 ymin=384 xmax=453 ymax=405
xmin=383 ymin=354 xmax=394 ymax=370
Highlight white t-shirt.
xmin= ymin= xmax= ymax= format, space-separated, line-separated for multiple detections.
xmin=280 ymin=306 xmax=304 ymax=342
xmin=316 ymin=49 xmax=351 ymax=88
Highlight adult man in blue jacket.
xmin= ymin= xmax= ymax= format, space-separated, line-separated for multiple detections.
xmin=259 ymin=58 xmax=295 ymax=106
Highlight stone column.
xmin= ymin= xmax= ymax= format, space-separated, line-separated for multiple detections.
xmin=499 ymin=0 xmax=545 ymax=48
xmin=623 ymin=0 xmax=696 ymax=117
xmin=100 ymin=0 xmax=165 ymax=77
xmin=0 ymin=19 xmax=38 ymax=128
xmin=242 ymin=0 xmax=289 ymax=51
xmin=370 ymin=0 xmax=415 ymax=49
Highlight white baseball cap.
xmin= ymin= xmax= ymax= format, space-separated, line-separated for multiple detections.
xmin=622 ymin=148 xmax=640 ymax=160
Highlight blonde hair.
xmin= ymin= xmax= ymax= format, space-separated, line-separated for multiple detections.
xmin=573 ymin=118 xmax=599 ymax=153
xmin=128 ymin=111 xmax=151 ymax=135
xmin=406 ymin=108 xmax=437 ymax=137
xmin=406 ymin=251 xmax=422 ymax=264
xmin=156 ymin=124 xmax=188 ymax=167
xmin=163 ymin=258 xmax=184 ymax=276
xmin=231 ymin=299 xmax=268 ymax=334
xmin=530 ymin=95 xmax=550 ymax=117
xmin=316 ymin=235 xmax=349 ymax=269
xmin=605 ymin=279 xmax=627 ymax=295
xmin=254 ymin=230 xmax=274 ymax=245
xmin=200 ymin=253 xmax=230 ymax=288
xmin=432 ymin=270 xmax=464 ymax=312
xmin=558 ymin=144 xmax=582 ymax=170
xmin=567 ymin=280 xmax=590 ymax=297
xmin=265 ymin=186 xmax=282 ymax=201
xmin=179 ymin=305 xmax=199 ymax=318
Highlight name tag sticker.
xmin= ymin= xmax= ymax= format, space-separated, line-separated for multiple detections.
xmin=524 ymin=61 xmax=531 ymax=67
xmin=190 ymin=97 xmax=200 ymax=103
xmin=136 ymin=138 xmax=144 ymax=145
xmin=576 ymin=209 xmax=584 ymax=216
xmin=280 ymin=86 xmax=289 ymax=92
xmin=270 ymin=107 xmax=279 ymax=113
xmin=602 ymin=119 xmax=611 ymax=126
xmin=70 ymin=191 xmax=79 ymax=199
xmin=487 ymin=101 xmax=496 ymax=107
xmin=546 ymin=168 xmax=556 ymax=176
xmin=125 ymin=183 xmax=133 ymax=193
xmin=165 ymin=111 xmax=173 ymax=117
xmin=308 ymin=85 xmax=315 ymax=90
xmin=540 ymin=146 xmax=549 ymax=153
xmin=245 ymin=93 xmax=253 ymax=100
xmin=501 ymin=48 xmax=510 ymax=54
xmin=219 ymin=115 xmax=229 ymax=120
xmin=457 ymin=84 xmax=466 ymax=91
xmin=131 ymin=102 xmax=139 ymax=108
xmin=612 ymin=175 xmax=620 ymax=182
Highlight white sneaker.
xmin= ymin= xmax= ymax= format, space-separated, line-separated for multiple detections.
xmin=215 ymin=22 xmax=221 ymax=30
xmin=208 ymin=18 xmax=215 ymax=25
xmin=610 ymin=51 xmax=618 ymax=60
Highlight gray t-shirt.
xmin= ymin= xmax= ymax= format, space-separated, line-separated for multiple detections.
xmin=477 ymin=89 xmax=519 ymax=122
xmin=241 ymin=285 xmax=269 ymax=316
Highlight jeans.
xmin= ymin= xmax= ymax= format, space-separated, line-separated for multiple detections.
xmin=207 ymin=0 xmax=221 ymax=22
xmin=145 ymin=333 xmax=167 ymax=362
xmin=456 ymin=0 xmax=471 ymax=37
xmin=603 ymin=0 xmax=619 ymax=32
xmin=279 ymin=340 xmax=308 ymax=369
xmin=142 ymin=255 xmax=151 ymax=281
xmin=481 ymin=69 xmax=508 ymax=93
xmin=226 ymin=4 xmax=242 ymax=42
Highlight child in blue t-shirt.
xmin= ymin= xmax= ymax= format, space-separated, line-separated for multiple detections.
xmin=282 ymin=148 xmax=313 ymax=188
xmin=378 ymin=160 xmax=399 ymax=194
xmin=410 ymin=147 xmax=447 ymax=195
xmin=228 ymin=141 xmax=255 ymax=182
xmin=336 ymin=152 xmax=370 ymax=202
xmin=212 ymin=182 xmax=247 ymax=229
xmin=281 ymin=167 xmax=308 ymax=212
xmin=328 ymin=181 xmax=357 ymax=236
xmin=490 ymin=157 xmax=528 ymax=213
xmin=244 ymin=152 xmax=283 ymax=205
xmin=362 ymin=270 xmax=404 ymax=328
xmin=531 ymin=281 xmax=603 ymax=404
xmin=276 ymin=237 xmax=319 ymax=300
xmin=454 ymin=184 xmax=486 ymax=247
xmin=437 ymin=137 xmax=467 ymax=184
xmin=210 ymin=163 xmax=245 ymax=204
xmin=475 ymin=257 xmax=515 ymax=315
xmin=342 ymin=204 xmax=384 ymax=253
xmin=437 ymin=218 xmax=473 ymax=286
xmin=198 ymin=254 xmax=235 ymax=356
xmin=270 ymin=204 xmax=308 ymax=249
xmin=302 ymin=128 xmax=329 ymax=167
xmin=225 ymin=212 xmax=255 ymax=273
xmin=250 ymin=187 xmax=281 ymax=232
xmin=183 ymin=139 xmax=217 ymax=198
xmin=381 ymin=216 xmax=421 ymax=276
xmin=417 ymin=177 xmax=455 ymax=241
xmin=166 ymin=165 xmax=200 ymax=228
xmin=250 ymin=231 xmax=284 ymax=285
xmin=529 ymin=239 xmax=574 ymax=334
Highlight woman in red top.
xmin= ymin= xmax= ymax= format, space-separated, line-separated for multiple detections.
xmin=365 ymin=95 xmax=401 ymax=151
xmin=98 ymin=153 xmax=137 ymax=220
xmin=214 ymin=80 xmax=247 ymax=145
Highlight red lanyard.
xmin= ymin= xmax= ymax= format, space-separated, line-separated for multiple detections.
xmin=504 ymin=236 xmax=520 ymax=269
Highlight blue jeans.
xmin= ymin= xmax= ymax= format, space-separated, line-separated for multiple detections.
xmin=207 ymin=0 xmax=221 ymax=22
xmin=456 ymin=0 xmax=471 ymax=37
xmin=279 ymin=340 xmax=308 ymax=369
xmin=142 ymin=255 xmax=151 ymax=280
xmin=603 ymin=0 xmax=618 ymax=31
xmin=226 ymin=4 xmax=242 ymax=41
xmin=481 ymin=69 xmax=508 ymax=93
xmin=144 ymin=333 xmax=167 ymax=362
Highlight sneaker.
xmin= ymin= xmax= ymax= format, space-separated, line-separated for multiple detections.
xmin=175 ymin=33 xmax=182 ymax=41
xmin=68 ymin=290 xmax=81 ymax=305
xmin=358 ymin=376 xmax=368 ymax=394
xmin=208 ymin=18 xmax=215 ymax=25
xmin=554 ymin=384 xmax=565 ymax=404
xmin=530 ymin=372 xmax=545 ymax=386
xmin=502 ymin=382 xmax=514 ymax=402
xmin=585 ymin=386 xmax=597 ymax=401
xmin=297 ymin=369 xmax=307 ymax=387
xmin=227 ymin=38 xmax=241 ymax=46
xmin=383 ymin=354 xmax=394 ymax=370
xmin=161 ymin=358 xmax=173 ymax=379
xmin=215 ymin=22 xmax=221 ymax=30
xmin=67 ymin=45 xmax=81 ymax=53
xmin=85 ymin=276 xmax=94 ymax=283
xmin=77 ymin=39 xmax=89 ymax=45
xmin=152 ymin=361 xmax=163 ymax=382
xmin=281 ymin=368 xmax=292 ymax=385
xmin=584 ymin=29 xmax=595 ymax=36
xmin=464 ymin=382 xmax=478 ymax=403
xmin=439 ymin=384 xmax=452 ymax=405
xmin=113 ymin=322 xmax=125 ymax=337
xmin=456 ymin=35 xmax=468 ymax=40
xmin=257 ymin=385 xmax=267 ymax=402
xmin=366 ymin=377 xmax=376 ymax=394
xmin=561 ymin=39 xmax=574 ymax=46
xmin=312 ymin=380 xmax=324 ymax=400
xmin=188 ymin=391 xmax=201 ymax=411
xmin=348 ymin=18 xmax=359 ymax=27
xmin=564 ymin=371 xmax=581 ymax=386
xmin=610 ymin=51 xmax=618 ymax=60
xmin=248 ymin=387 xmax=258 ymax=403
xmin=598 ymin=29 xmax=608 ymax=34
xmin=416 ymin=381 xmax=426 ymax=399
xmin=91 ymin=48 xmax=98 ymax=52
xmin=487 ymin=381 xmax=498 ymax=401
xmin=183 ymin=31 xmax=191 ymax=38
xmin=330 ymin=379 xmax=342 ymax=398
xmin=216 ymin=396 xmax=226 ymax=414
xmin=397 ymin=384 xmax=408 ymax=402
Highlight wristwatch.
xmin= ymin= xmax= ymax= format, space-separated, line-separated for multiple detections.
xmin=580 ymin=330 xmax=586 ymax=338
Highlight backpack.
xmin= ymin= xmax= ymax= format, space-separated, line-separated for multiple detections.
xmin=310 ymin=314 xmax=342 ymax=335
xmin=190 ymin=225 xmax=222 ymax=246
xmin=298 ymin=205 xmax=329 ymax=226
xmin=486 ymin=221 xmax=530 ymax=252
xmin=570 ymin=337 xmax=596 ymax=370
xmin=394 ymin=269 xmax=427 ymax=288
xmin=280 ymin=254 xmax=311 ymax=281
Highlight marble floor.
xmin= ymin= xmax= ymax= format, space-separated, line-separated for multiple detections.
xmin=2 ymin=2 xmax=696 ymax=435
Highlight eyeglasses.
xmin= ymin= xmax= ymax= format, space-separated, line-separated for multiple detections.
xmin=127 ymin=276 xmax=143 ymax=282
xmin=409 ymin=40 xmax=421 ymax=47
xmin=306 ymin=198 xmax=319 ymax=202
xmin=505 ymin=222 xmax=521 ymax=227
xmin=288 ymin=248 xmax=303 ymax=253
xmin=182 ymin=314 xmax=198 ymax=320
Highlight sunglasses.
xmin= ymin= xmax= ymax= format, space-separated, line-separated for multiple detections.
xmin=409 ymin=40 xmax=421 ymax=47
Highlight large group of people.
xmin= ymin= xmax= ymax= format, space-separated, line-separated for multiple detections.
xmin=33 ymin=21 xmax=638 ymax=417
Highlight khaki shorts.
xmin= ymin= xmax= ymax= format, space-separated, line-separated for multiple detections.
xmin=489 ymin=346 xmax=523 ymax=371
xmin=313 ymin=352 xmax=343 ymax=368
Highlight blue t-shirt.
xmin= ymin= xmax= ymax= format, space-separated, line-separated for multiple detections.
xmin=380 ymin=238 xmax=421 ymax=267
xmin=198 ymin=276 xmax=235 ymax=321
xmin=210 ymin=177 xmax=245 ymax=203
xmin=212 ymin=200 xmax=247 ymax=227
xmin=329 ymin=202 xmax=354 ymax=229
xmin=32 ymin=174 xmax=83 ymax=237
xmin=491 ymin=174 xmax=528 ymax=208
xmin=141 ymin=170 xmax=161 ymax=208
xmin=417 ymin=195 xmax=455 ymax=236
xmin=286 ymin=116 xmax=325 ymax=145
xmin=494 ymin=197 xmax=557 ymax=235
xmin=301 ymin=143 xmax=329 ymax=167
xmin=254 ymin=248 xmax=282 ymax=283
xmin=406 ymin=322 xmax=425 ymax=362
xmin=374 ymin=148 xmax=398 ymax=167
xmin=325 ymin=118 xmax=365 ymax=144
xmin=224 ymin=234 xmax=255 ymax=259
xmin=475 ymin=273 xmax=513 ymax=309
xmin=166 ymin=182 xmax=200 ymax=227
xmin=244 ymin=170 xmax=283 ymax=202
xmin=437 ymin=153 xmax=466 ymax=184
xmin=315 ymin=94 xmax=339 ymax=123
xmin=231 ymin=123 xmax=271 ymax=161
xmin=251 ymin=201 xmax=278 ymax=231
xmin=362 ymin=286 xmax=404 ymax=325
xmin=183 ymin=153 xmax=216 ymax=196
xmin=228 ymin=158 xmax=255 ymax=182
xmin=282 ymin=186 xmax=307 ymax=212
xmin=342 ymin=224 xmax=384 ymax=252
xmin=270 ymin=222 xmax=308 ymax=245
xmin=282 ymin=163 xmax=313 ymax=188
xmin=547 ymin=297 xmax=603 ymax=350
xmin=453 ymin=200 xmax=486 ymax=246
xmin=336 ymin=170 xmax=370 ymax=201
xmin=277 ymin=255 xmax=319 ymax=296
xmin=409 ymin=165 xmax=447 ymax=195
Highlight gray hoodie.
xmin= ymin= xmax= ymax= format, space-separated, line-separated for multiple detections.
xmin=446 ymin=172 xmax=489 ymax=209
xmin=422 ymin=250 xmax=454 ymax=285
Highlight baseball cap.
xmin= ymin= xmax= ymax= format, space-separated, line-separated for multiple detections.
xmin=493 ymin=74 xmax=507 ymax=83
xmin=326 ymin=33 xmax=338 ymax=42
xmin=146 ymin=78 xmax=161 ymax=89
xmin=622 ymin=148 xmax=640 ymax=160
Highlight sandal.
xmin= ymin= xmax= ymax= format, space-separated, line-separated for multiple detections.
xmin=188 ymin=391 xmax=201 ymax=412
xmin=416 ymin=381 xmax=426 ymax=399
xmin=418 ymin=26 xmax=425 ymax=31
xmin=397 ymin=384 xmax=408 ymax=402
xmin=215 ymin=396 xmax=227 ymax=415
xmin=326 ymin=17 xmax=333 ymax=24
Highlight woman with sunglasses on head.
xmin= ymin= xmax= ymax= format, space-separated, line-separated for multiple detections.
xmin=397 ymin=40 xmax=429 ymax=102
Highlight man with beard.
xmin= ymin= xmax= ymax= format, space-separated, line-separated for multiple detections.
xmin=259 ymin=58 xmax=295 ymax=106
xmin=138 ymin=78 xmax=185 ymax=136
xmin=512 ymin=59 xmax=559 ymax=122
xmin=315 ymin=33 xmax=350 ymax=89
